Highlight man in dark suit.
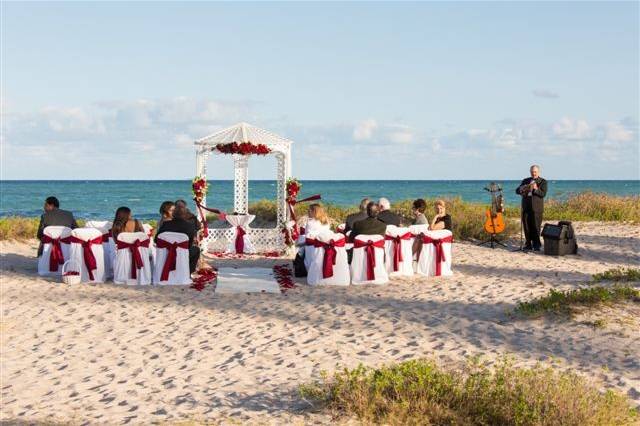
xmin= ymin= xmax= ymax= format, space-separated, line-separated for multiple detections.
xmin=344 ymin=198 xmax=369 ymax=233
xmin=349 ymin=202 xmax=388 ymax=243
xmin=376 ymin=197 xmax=402 ymax=226
xmin=516 ymin=165 xmax=548 ymax=251
xmin=155 ymin=204 xmax=200 ymax=273
xmin=36 ymin=196 xmax=78 ymax=256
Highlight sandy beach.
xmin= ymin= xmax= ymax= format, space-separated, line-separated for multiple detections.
xmin=1 ymin=221 xmax=639 ymax=424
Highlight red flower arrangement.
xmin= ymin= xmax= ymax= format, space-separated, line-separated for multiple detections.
xmin=273 ymin=264 xmax=295 ymax=293
xmin=215 ymin=142 xmax=271 ymax=156
xmin=286 ymin=178 xmax=301 ymax=204
xmin=190 ymin=267 xmax=218 ymax=291
xmin=192 ymin=176 xmax=208 ymax=204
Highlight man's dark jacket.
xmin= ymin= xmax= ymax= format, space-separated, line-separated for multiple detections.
xmin=515 ymin=177 xmax=548 ymax=212
xmin=377 ymin=210 xmax=402 ymax=226
xmin=344 ymin=211 xmax=367 ymax=233
xmin=36 ymin=208 xmax=78 ymax=256
xmin=349 ymin=217 xmax=388 ymax=242
xmin=155 ymin=218 xmax=197 ymax=246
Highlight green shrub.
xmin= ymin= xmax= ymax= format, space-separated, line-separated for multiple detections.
xmin=592 ymin=267 xmax=640 ymax=283
xmin=300 ymin=358 xmax=637 ymax=425
xmin=514 ymin=285 xmax=640 ymax=318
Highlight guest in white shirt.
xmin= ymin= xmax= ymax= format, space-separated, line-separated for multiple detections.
xmin=305 ymin=203 xmax=331 ymax=236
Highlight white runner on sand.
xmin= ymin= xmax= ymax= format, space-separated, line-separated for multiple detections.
xmin=215 ymin=268 xmax=280 ymax=294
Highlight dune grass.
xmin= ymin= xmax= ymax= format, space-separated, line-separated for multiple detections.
xmin=541 ymin=192 xmax=640 ymax=223
xmin=592 ymin=267 xmax=640 ymax=283
xmin=514 ymin=285 xmax=640 ymax=318
xmin=300 ymin=357 xmax=637 ymax=426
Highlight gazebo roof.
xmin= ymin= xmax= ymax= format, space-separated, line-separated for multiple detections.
xmin=194 ymin=122 xmax=293 ymax=149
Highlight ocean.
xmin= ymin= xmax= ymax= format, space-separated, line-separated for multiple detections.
xmin=1 ymin=180 xmax=638 ymax=220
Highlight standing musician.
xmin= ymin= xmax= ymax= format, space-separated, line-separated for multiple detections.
xmin=516 ymin=165 xmax=547 ymax=251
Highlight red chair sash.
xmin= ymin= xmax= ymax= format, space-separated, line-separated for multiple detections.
xmin=41 ymin=235 xmax=71 ymax=272
xmin=304 ymin=237 xmax=318 ymax=246
xmin=318 ymin=238 xmax=346 ymax=278
xmin=352 ymin=238 xmax=385 ymax=281
xmin=69 ymin=236 xmax=103 ymax=280
xmin=116 ymin=239 xmax=150 ymax=279
xmin=235 ymin=226 xmax=246 ymax=254
xmin=156 ymin=239 xmax=190 ymax=281
xmin=101 ymin=230 xmax=112 ymax=243
xmin=384 ymin=232 xmax=412 ymax=272
xmin=413 ymin=233 xmax=454 ymax=276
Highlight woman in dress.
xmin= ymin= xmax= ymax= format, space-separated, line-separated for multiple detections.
xmin=305 ymin=203 xmax=331 ymax=235
xmin=429 ymin=199 xmax=452 ymax=231
xmin=111 ymin=206 xmax=144 ymax=241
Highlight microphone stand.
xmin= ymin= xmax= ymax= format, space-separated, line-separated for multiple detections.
xmin=512 ymin=185 xmax=527 ymax=252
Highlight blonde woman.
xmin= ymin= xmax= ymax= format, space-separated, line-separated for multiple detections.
xmin=429 ymin=200 xmax=452 ymax=231
xmin=305 ymin=203 xmax=331 ymax=235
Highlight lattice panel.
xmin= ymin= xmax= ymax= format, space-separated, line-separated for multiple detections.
xmin=202 ymin=227 xmax=285 ymax=253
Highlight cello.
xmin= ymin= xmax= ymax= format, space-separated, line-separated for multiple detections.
xmin=483 ymin=182 xmax=506 ymax=235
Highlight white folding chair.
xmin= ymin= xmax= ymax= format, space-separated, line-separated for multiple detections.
xmin=154 ymin=232 xmax=191 ymax=285
xmin=307 ymin=232 xmax=350 ymax=286
xmin=38 ymin=226 xmax=72 ymax=276
xmin=114 ymin=232 xmax=152 ymax=285
xmin=69 ymin=227 xmax=105 ymax=283
xmin=85 ymin=220 xmax=114 ymax=279
xmin=351 ymin=234 xmax=388 ymax=285
xmin=384 ymin=225 xmax=414 ymax=277
xmin=413 ymin=229 xmax=454 ymax=277
xmin=141 ymin=223 xmax=157 ymax=262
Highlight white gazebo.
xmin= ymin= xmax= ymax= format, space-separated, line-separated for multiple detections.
xmin=194 ymin=122 xmax=293 ymax=253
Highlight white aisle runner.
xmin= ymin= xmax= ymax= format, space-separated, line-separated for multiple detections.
xmin=215 ymin=267 xmax=281 ymax=294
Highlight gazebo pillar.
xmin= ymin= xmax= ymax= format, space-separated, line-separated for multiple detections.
xmin=233 ymin=154 xmax=249 ymax=214
xmin=195 ymin=149 xmax=207 ymax=207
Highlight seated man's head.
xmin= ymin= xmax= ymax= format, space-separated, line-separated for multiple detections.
xmin=366 ymin=201 xmax=380 ymax=218
xmin=378 ymin=197 xmax=391 ymax=212
xmin=44 ymin=196 xmax=59 ymax=212
xmin=358 ymin=197 xmax=370 ymax=212
xmin=412 ymin=198 xmax=426 ymax=216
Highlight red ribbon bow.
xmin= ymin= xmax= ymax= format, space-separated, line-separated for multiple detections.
xmin=101 ymin=230 xmax=112 ymax=243
xmin=385 ymin=232 xmax=412 ymax=272
xmin=235 ymin=226 xmax=246 ymax=254
xmin=41 ymin=235 xmax=71 ymax=272
xmin=116 ymin=239 xmax=150 ymax=279
xmin=69 ymin=236 xmax=103 ymax=280
xmin=194 ymin=201 xmax=226 ymax=238
xmin=352 ymin=238 xmax=385 ymax=281
xmin=318 ymin=238 xmax=346 ymax=278
xmin=413 ymin=233 xmax=454 ymax=276
xmin=156 ymin=238 xmax=190 ymax=281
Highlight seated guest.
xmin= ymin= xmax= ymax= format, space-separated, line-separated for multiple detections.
xmin=344 ymin=197 xmax=370 ymax=233
xmin=306 ymin=203 xmax=331 ymax=235
xmin=412 ymin=198 xmax=428 ymax=225
xmin=349 ymin=202 xmax=387 ymax=243
xmin=377 ymin=197 xmax=402 ymax=226
xmin=36 ymin=196 xmax=78 ymax=256
xmin=156 ymin=204 xmax=200 ymax=273
xmin=111 ymin=206 xmax=144 ymax=241
xmin=429 ymin=200 xmax=452 ymax=231
xmin=175 ymin=199 xmax=202 ymax=233
xmin=157 ymin=201 xmax=175 ymax=230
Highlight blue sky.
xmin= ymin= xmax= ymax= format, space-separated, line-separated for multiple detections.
xmin=2 ymin=1 xmax=638 ymax=180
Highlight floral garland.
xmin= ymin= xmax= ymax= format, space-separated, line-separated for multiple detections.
xmin=215 ymin=142 xmax=271 ymax=156
xmin=192 ymin=176 xmax=208 ymax=204
xmin=273 ymin=264 xmax=295 ymax=293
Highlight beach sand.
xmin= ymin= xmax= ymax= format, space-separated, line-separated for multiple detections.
xmin=1 ymin=221 xmax=639 ymax=424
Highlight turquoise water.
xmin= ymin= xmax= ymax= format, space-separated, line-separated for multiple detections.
xmin=1 ymin=180 xmax=638 ymax=220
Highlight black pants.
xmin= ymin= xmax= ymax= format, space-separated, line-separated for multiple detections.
xmin=189 ymin=246 xmax=200 ymax=273
xmin=522 ymin=209 xmax=543 ymax=248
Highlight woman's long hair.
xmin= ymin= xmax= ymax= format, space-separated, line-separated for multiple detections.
xmin=308 ymin=203 xmax=329 ymax=224
xmin=112 ymin=206 xmax=132 ymax=239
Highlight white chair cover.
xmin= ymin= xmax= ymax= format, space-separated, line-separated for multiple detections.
xmin=351 ymin=234 xmax=388 ymax=285
xmin=409 ymin=224 xmax=430 ymax=260
xmin=303 ymin=229 xmax=333 ymax=270
xmin=384 ymin=225 xmax=414 ymax=277
xmin=153 ymin=232 xmax=191 ymax=285
xmin=69 ymin=227 xmax=105 ymax=283
xmin=307 ymin=232 xmax=350 ymax=286
xmin=225 ymin=214 xmax=256 ymax=254
xmin=141 ymin=223 xmax=157 ymax=263
xmin=38 ymin=226 xmax=72 ymax=276
xmin=85 ymin=220 xmax=114 ymax=279
xmin=114 ymin=232 xmax=152 ymax=285
xmin=413 ymin=229 xmax=454 ymax=277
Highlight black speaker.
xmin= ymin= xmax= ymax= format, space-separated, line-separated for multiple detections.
xmin=542 ymin=221 xmax=578 ymax=256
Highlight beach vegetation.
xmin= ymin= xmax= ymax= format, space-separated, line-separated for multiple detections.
xmin=592 ymin=267 xmax=640 ymax=283
xmin=299 ymin=357 xmax=637 ymax=425
xmin=514 ymin=285 xmax=640 ymax=318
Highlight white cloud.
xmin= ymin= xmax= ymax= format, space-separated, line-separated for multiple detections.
xmin=352 ymin=119 xmax=378 ymax=141
xmin=386 ymin=125 xmax=414 ymax=144
xmin=532 ymin=89 xmax=559 ymax=99
xmin=552 ymin=117 xmax=591 ymax=140
xmin=604 ymin=121 xmax=634 ymax=142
